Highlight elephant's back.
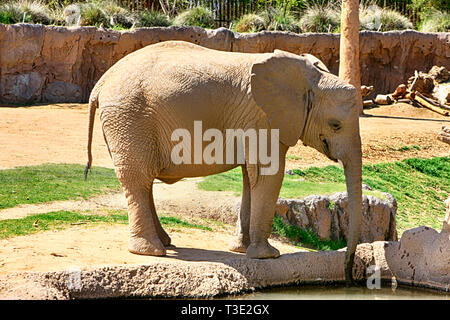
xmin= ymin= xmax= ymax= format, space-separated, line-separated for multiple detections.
xmin=96 ymin=41 xmax=265 ymax=114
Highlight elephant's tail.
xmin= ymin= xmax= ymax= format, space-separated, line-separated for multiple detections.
xmin=85 ymin=89 xmax=99 ymax=180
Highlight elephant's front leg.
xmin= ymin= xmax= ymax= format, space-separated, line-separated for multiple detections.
xmin=229 ymin=165 xmax=251 ymax=253
xmin=246 ymin=145 xmax=287 ymax=259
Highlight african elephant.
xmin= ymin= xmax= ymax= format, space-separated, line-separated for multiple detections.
xmin=86 ymin=41 xmax=362 ymax=283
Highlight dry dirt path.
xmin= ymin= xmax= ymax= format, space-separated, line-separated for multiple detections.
xmin=0 ymin=103 xmax=448 ymax=170
xmin=0 ymin=223 xmax=300 ymax=274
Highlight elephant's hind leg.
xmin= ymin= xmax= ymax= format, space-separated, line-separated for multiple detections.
xmin=149 ymin=183 xmax=172 ymax=247
xmin=117 ymin=168 xmax=166 ymax=256
xmin=229 ymin=165 xmax=251 ymax=253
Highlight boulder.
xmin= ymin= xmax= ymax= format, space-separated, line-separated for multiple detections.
xmin=273 ymin=192 xmax=398 ymax=242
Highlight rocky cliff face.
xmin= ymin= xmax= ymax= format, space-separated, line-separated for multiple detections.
xmin=0 ymin=24 xmax=449 ymax=105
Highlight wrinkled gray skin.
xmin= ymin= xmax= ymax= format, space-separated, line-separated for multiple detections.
xmin=86 ymin=41 xmax=362 ymax=284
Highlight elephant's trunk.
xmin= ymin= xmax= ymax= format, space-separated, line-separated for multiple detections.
xmin=342 ymin=141 xmax=363 ymax=285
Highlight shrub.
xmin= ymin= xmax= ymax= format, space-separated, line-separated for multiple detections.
xmin=232 ymin=13 xmax=266 ymax=33
xmin=102 ymin=0 xmax=135 ymax=28
xmin=359 ymin=3 xmax=413 ymax=31
xmin=173 ymin=6 xmax=215 ymax=29
xmin=0 ymin=3 xmax=23 ymax=24
xmin=134 ymin=9 xmax=171 ymax=27
xmin=70 ymin=1 xmax=109 ymax=27
xmin=299 ymin=1 xmax=340 ymax=33
xmin=0 ymin=0 xmax=53 ymax=24
xmin=262 ymin=7 xmax=301 ymax=33
xmin=419 ymin=9 xmax=450 ymax=32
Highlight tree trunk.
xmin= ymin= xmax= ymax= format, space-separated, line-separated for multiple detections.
xmin=339 ymin=0 xmax=363 ymax=115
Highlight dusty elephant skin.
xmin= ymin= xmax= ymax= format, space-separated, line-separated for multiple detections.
xmin=0 ymin=24 xmax=449 ymax=104
xmin=84 ymin=40 xmax=363 ymax=284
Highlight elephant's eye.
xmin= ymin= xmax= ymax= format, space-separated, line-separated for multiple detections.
xmin=328 ymin=119 xmax=342 ymax=132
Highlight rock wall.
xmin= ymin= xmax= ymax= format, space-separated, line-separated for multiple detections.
xmin=275 ymin=192 xmax=398 ymax=243
xmin=0 ymin=23 xmax=449 ymax=104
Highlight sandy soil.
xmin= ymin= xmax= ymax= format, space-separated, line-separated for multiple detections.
xmin=0 ymin=103 xmax=448 ymax=170
xmin=0 ymin=223 xmax=300 ymax=274
xmin=0 ymin=102 xmax=449 ymax=275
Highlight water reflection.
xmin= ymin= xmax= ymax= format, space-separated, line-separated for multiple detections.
xmin=220 ymin=285 xmax=450 ymax=300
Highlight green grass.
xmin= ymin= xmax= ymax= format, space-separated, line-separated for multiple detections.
xmin=198 ymin=167 xmax=382 ymax=199
xmin=272 ymin=216 xmax=346 ymax=251
xmin=0 ymin=210 xmax=212 ymax=239
xmin=389 ymin=145 xmax=422 ymax=152
xmin=198 ymin=157 xmax=450 ymax=233
xmin=0 ymin=164 xmax=120 ymax=209
xmin=286 ymin=155 xmax=301 ymax=160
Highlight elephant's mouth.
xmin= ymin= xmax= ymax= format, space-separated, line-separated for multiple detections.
xmin=321 ymin=136 xmax=338 ymax=162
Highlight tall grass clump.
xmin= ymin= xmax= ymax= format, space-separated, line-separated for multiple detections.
xmin=419 ymin=9 xmax=450 ymax=32
xmin=102 ymin=0 xmax=135 ymax=29
xmin=299 ymin=1 xmax=340 ymax=33
xmin=173 ymin=6 xmax=214 ymax=28
xmin=359 ymin=3 xmax=413 ymax=31
xmin=78 ymin=1 xmax=109 ymax=27
xmin=0 ymin=0 xmax=54 ymax=24
xmin=232 ymin=13 xmax=266 ymax=33
xmin=262 ymin=7 xmax=301 ymax=32
xmin=0 ymin=2 xmax=23 ymax=24
xmin=134 ymin=9 xmax=171 ymax=27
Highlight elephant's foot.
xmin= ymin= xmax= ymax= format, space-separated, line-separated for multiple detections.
xmin=229 ymin=236 xmax=250 ymax=253
xmin=246 ymin=241 xmax=280 ymax=259
xmin=128 ymin=234 xmax=166 ymax=256
xmin=157 ymin=227 xmax=172 ymax=247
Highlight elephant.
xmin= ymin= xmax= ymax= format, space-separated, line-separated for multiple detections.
xmin=86 ymin=41 xmax=362 ymax=284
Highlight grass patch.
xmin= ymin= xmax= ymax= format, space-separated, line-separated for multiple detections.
xmin=199 ymin=168 xmax=383 ymax=199
xmin=198 ymin=157 xmax=450 ymax=234
xmin=0 ymin=210 xmax=212 ymax=239
xmin=389 ymin=145 xmax=421 ymax=152
xmin=0 ymin=163 xmax=120 ymax=209
xmin=272 ymin=216 xmax=346 ymax=251
xmin=286 ymin=155 xmax=301 ymax=160
xmin=198 ymin=166 xmax=347 ymax=197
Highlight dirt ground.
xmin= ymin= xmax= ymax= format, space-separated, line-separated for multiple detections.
xmin=0 ymin=223 xmax=300 ymax=273
xmin=0 ymin=102 xmax=449 ymax=275
xmin=0 ymin=103 xmax=448 ymax=170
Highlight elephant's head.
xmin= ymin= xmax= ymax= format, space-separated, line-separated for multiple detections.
xmin=251 ymin=50 xmax=362 ymax=284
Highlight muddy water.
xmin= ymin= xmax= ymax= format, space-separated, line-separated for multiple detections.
xmin=222 ymin=285 xmax=450 ymax=300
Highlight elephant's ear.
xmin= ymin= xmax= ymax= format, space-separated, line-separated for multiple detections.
xmin=251 ymin=50 xmax=320 ymax=147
